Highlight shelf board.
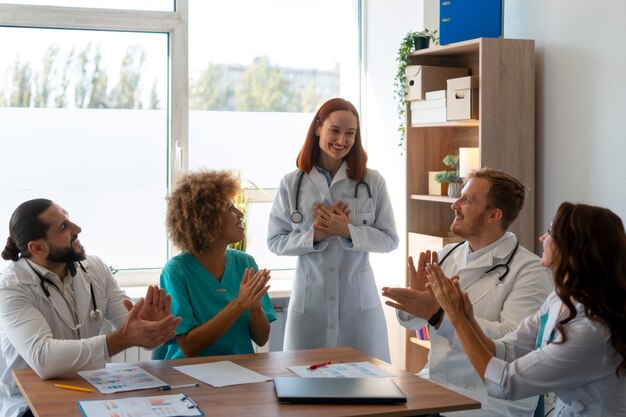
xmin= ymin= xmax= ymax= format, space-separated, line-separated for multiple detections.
xmin=410 ymin=120 xmax=479 ymax=128
xmin=409 ymin=337 xmax=432 ymax=349
xmin=408 ymin=37 xmax=481 ymax=58
xmin=410 ymin=194 xmax=457 ymax=203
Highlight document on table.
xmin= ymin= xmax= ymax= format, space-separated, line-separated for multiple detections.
xmin=288 ymin=361 xmax=396 ymax=378
xmin=78 ymin=393 xmax=203 ymax=417
xmin=77 ymin=366 xmax=168 ymax=394
xmin=173 ymin=361 xmax=271 ymax=387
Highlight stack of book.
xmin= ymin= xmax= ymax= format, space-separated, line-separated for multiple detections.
xmin=417 ymin=326 xmax=430 ymax=340
xmin=409 ymin=90 xmax=446 ymax=124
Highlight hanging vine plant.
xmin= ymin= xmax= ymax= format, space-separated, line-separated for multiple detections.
xmin=394 ymin=29 xmax=438 ymax=153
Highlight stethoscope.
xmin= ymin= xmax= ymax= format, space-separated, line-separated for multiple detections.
xmin=290 ymin=170 xmax=374 ymax=224
xmin=28 ymin=261 xmax=103 ymax=329
xmin=437 ymin=238 xmax=520 ymax=304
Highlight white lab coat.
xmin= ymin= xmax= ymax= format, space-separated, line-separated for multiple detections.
xmin=268 ymin=163 xmax=399 ymax=362
xmin=397 ymin=233 xmax=553 ymax=417
xmin=486 ymin=292 xmax=626 ymax=417
xmin=0 ymin=256 xmax=130 ymax=417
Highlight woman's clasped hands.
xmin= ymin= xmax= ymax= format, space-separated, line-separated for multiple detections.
xmin=312 ymin=200 xmax=351 ymax=241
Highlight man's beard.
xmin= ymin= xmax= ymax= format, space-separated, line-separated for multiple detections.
xmin=450 ymin=210 xmax=488 ymax=240
xmin=47 ymin=239 xmax=87 ymax=264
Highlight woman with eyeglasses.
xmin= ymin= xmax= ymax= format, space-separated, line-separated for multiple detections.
xmin=426 ymin=202 xmax=626 ymax=416
xmin=159 ymin=170 xmax=276 ymax=359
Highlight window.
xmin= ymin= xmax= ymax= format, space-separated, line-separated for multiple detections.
xmin=0 ymin=0 xmax=361 ymax=283
xmin=187 ymin=0 xmax=361 ymax=276
xmin=0 ymin=4 xmax=185 ymax=284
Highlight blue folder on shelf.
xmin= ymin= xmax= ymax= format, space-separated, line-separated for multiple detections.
xmin=439 ymin=0 xmax=503 ymax=45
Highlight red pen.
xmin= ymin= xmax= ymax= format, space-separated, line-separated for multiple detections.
xmin=308 ymin=361 xmax=332 ymax=370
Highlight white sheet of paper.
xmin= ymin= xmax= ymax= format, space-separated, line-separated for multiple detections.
xmin=287 ymin=361 xmax=396 ymax=378
xmin=173 ymin=361 xmax=271 ymax=387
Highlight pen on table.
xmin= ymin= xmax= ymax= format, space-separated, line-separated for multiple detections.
xmin=157 ymin=383 xmax=200 ymax=391
xmin=308 ymin=361 xmax=332 ymax=370
xmin=54 ymin=384 xmax=94 ymax=393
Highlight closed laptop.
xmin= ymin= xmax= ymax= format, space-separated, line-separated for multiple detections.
xmin=273 ymin=377 xmax=407 ymax=405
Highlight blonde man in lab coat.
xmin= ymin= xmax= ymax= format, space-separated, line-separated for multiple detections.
xmin=268 ymin=98 xmax=399 ymax=362
xmin=383 ymin=168 xmax=552 ymax=417
xmin=0 ymin=199 xmax=180 ymax=417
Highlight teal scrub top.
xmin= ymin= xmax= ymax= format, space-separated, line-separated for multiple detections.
xmin=159 ymin=249 xmax=277 ymax=359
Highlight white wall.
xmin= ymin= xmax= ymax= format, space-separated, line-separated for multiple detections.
xmin=362 ymin=0 xmax=626 ymax=368
xmin=361 ymin=0 xmax=425 ymax=369
xmin=503 ymin=0 xmax=626 ymax=250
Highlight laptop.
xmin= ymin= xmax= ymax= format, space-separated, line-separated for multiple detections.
xmin=273 ymin=377 xmax=407 ymax=405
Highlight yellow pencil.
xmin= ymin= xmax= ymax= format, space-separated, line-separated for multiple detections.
xmin=54 ymin=384 xmax=94 ymax=393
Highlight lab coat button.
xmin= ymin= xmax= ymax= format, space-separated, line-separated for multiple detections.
xmin=329 ymin=266 xmax=335 ymax=272
xmin=329 ymin=324 xmax=336 ymax=330
xmin=329 ymin=296 xmax=335 ymax=302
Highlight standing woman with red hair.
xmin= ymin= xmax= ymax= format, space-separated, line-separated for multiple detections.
xmin=267 ymin=98 xmax=399 ymax=362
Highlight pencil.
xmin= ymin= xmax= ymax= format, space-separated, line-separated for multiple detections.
xmin=54 ymin=384 xmax=94 ymax=393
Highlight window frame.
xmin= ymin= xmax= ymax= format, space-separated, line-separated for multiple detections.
xmin=0 ymin=1 xmax=189 ymax=285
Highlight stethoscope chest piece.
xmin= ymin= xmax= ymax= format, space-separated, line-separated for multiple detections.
xmin=290 ymin=210 xmax=303 ymax=224
xmin=89 ymin=308 xmax=103 ymax=321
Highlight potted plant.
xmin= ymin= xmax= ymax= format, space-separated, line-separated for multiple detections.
xmin=434 ymin=154 xmax=463 ymax=198
xmin=412 ymin=28 xmax=439 ymax=51
xmin=394 ymin=29 xmax=439 ymax=152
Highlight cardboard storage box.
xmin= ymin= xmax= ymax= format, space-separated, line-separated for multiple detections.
xmin=447 ymin=76 xmax=479 ymax=120
xmin=405 ymin=66 xmax=468 ymax=101
xmin=428 ymin=171 xmax=448 ymax=196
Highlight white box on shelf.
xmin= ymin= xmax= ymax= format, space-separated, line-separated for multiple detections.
xmin=411 ymin=107 xmax=447 ymax=124
xmin=425 ymin=89 xmax=446 ymax=100
xmin=410 ymin=98 xmax=446 ymax=110
xmin=405 ymin=66 xmax=468 ymax=101
xmin=447 ymin=76 xmax=479 ymax=120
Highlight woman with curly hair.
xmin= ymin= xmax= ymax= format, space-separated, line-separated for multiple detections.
xmin=426 ymin=202 xmax=626 ymax=417
xmin=159 ymin=170 xmax=276 ymax=359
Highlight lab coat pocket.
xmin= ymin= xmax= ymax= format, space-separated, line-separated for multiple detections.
xmin=353 ymin=210 xmax=375 ymax=226
xmin=356 ymin=270 xmax=379 ymax=310
xmin=290 ymin=273 xmax=308 ymax=314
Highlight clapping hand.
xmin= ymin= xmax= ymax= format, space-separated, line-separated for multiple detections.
xmin=409 ymin=251 xmax=438 ymax=291
xmin=236 ymin=268 xmax=271 ymax=310
xmin=425 ymin=261 xmax=471 ymax=322
xmin=123 ymin=285 xmax=172 ymax=322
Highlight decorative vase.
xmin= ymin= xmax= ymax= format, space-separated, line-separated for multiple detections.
xmin=447 ymin=182 xmax=462 ymax=198
xmin=413 ymin=36 xmax=430 ymax=50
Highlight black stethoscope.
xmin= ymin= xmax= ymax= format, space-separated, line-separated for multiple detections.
xmin=28 ymin=261 xmax=103 ymax=324
xmin=290 ymin=170 xmax=374 ymax=224
xmin=437 ymin=238 xmax=520 ymax=303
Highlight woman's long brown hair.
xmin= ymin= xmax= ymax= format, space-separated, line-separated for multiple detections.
xmin=550 ymin=202 xmax=626 ymax=376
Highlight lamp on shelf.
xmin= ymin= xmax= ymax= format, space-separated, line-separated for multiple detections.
xmin=459 ymin=147 xmax=480 ymax=181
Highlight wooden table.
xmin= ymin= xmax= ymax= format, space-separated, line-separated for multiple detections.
xmin=13 ymin=347 xmax=480 ymax=417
